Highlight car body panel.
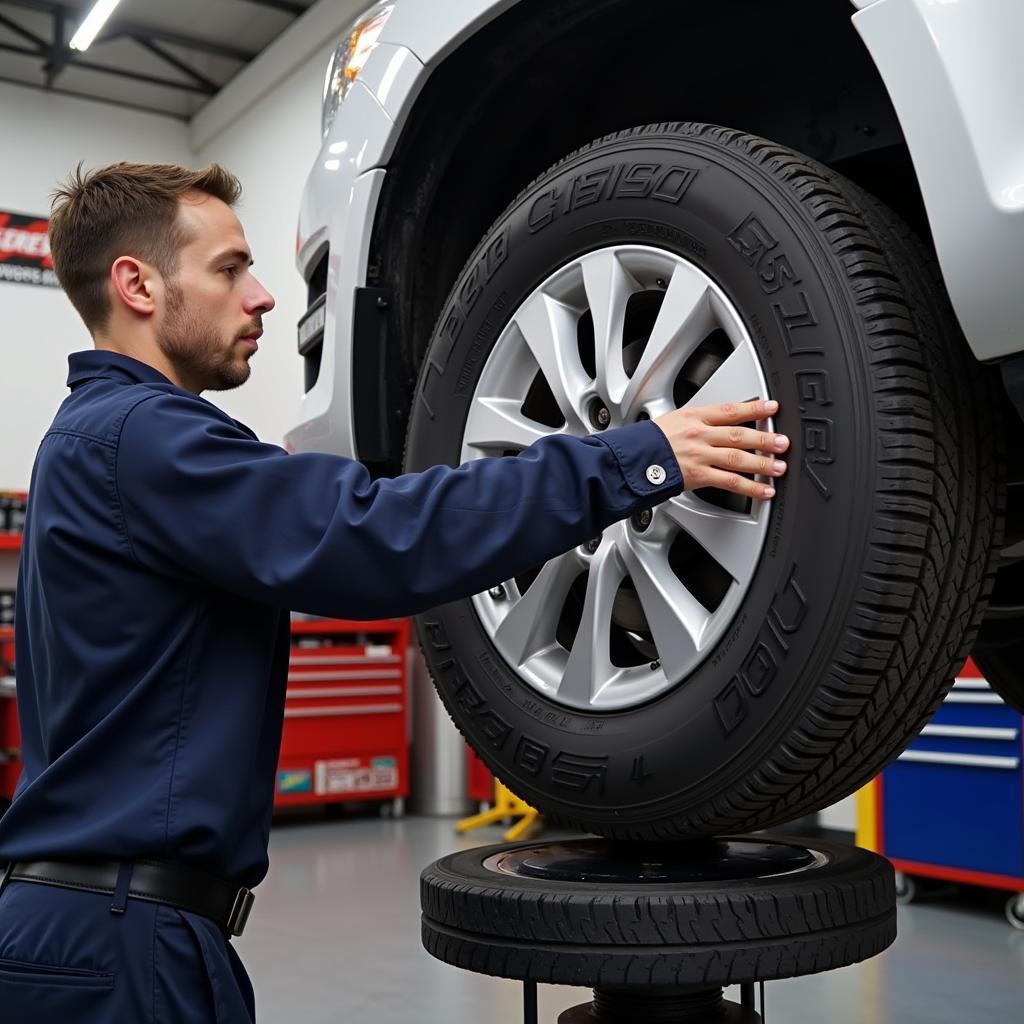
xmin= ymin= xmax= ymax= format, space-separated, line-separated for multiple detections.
xmin=288 ymin=0 xmax=1024 ymax=453
xmin=291 ymin=39 xmax=424 ymax=455
xmin=854 ymin=0 xmax=1024 ymax=361
xmin=377 ymin=0 xmax=516 ymax=66
xmin=292 ymin=157 xmax=386 ymax=455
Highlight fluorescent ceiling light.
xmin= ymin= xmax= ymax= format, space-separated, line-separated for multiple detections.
xmin=69 ymin=0 xmax=122 ymax=52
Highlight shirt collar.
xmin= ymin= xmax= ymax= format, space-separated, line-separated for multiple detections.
xmin=67 ymin=349 xmax=176 ymax=390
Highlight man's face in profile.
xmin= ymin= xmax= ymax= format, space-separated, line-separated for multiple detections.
xmin=155 ymin=193 xmax=275 ymax=393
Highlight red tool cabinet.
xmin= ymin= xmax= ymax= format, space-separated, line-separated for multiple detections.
xmin=0 ymin=627 xmax=19 ymax=802
xmin=466 ymin=747 xmax=493 ymax=804
xmin=274 ymin=617 xmax=411 ymax=813
xmin=0 ymin=619 xmax=412 ymax=813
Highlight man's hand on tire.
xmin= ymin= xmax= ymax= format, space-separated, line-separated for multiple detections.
xmin=653 ymin=399 xmax=788 ymax=500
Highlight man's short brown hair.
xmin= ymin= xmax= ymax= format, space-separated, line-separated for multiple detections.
xmin=48 ymin=161 xmax=242 ymax=333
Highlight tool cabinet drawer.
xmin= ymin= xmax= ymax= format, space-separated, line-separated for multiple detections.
xmin=881 ymin=661 xmax=1023 ymax=878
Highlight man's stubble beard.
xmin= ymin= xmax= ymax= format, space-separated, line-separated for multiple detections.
xmin=157 ymin=278 xmax=252 ymax=393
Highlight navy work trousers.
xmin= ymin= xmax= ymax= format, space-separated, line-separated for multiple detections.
xmin=0 ymin=878 xmax=255 ymax=1022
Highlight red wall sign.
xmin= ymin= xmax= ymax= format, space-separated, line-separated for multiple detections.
xmin=0 ymin=211 xmax=59 ymax=288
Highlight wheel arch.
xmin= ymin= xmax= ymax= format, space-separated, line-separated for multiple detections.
xmin=362 ymin=0 xmax=927 ymax=472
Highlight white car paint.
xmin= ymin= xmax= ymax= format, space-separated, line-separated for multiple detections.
xmin=291 ymin=44 xmax=417 ymax=455
xmin=854 ymin=0 xmax=1024 ymax=361
xmin=288 ymin=0 xmax=1024 ymax=453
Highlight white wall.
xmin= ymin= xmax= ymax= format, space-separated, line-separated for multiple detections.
xmin=0 ymin=82 xmax=192 ymax=491
xmin=186 ymin=0 xmax=367 ymax=447
xmin=188 ymin=42 xmax=334 ymax=450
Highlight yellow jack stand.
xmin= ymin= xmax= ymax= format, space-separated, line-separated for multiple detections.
xmin=456 ymin=780 xmax=541 ymax=842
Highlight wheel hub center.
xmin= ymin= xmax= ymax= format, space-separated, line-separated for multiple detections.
xmin=484 ymin=838 xmax=822 ymax=884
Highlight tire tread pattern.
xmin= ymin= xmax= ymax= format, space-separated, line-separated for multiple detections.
xmin=419 ymin=840 xmax=896 ymax=984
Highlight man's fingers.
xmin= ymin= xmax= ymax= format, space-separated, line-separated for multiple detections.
xmin=656 ymin=398 xmax=786 ymax=501
xmin=701 ymin=398 xmax=778 ymax=426
xmin=697 ymin=467 xmax=777 ymax=500
xmin=712 ymin=449 xmax=787 ymax=477
xmin=708 ymin=425 xmax=789 ymax=453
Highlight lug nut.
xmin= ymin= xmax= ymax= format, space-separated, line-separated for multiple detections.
xmin=636 ymin=411 xmax=650 ymax=422
xmin=488 ymin=585 xmax=506 ymax=599
xmin=589 ymin=401 xmax=611 ymax=430
xmin=585 ymin=537 xmax=601 ymax=554
xmin=633 ymin=508 xmax=653 ymax=531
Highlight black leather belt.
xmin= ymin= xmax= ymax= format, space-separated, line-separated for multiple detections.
xmin=0 ymin=858 xmax=255 ymax=937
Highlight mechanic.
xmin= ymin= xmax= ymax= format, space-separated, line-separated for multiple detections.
xmin=0 ymin=162 xmax=789 ymax=1022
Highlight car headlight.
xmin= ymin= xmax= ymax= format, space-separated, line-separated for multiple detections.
xmin=322 ymin=2 xmax=395 ymax=137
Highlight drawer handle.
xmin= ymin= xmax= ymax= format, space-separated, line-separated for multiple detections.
xmin=288 ymin=655 xmax=401 ymax=666
xmin=284 ymin=703 xmax=402 ymax=718
xmin=898 ymin=750 xmax=1020 ymax=770
xmin=286 ymin=669 xmax=401 ymax=682
xmin=943 ymin=692 xmax=1005 ymax=705
xmin=920 ymin=724 xmax=1019 ymax=741
xmin=952 ymin=677 xmax=992 ymax=691
xmin=286 ymin=686 xmax=402 ymax=699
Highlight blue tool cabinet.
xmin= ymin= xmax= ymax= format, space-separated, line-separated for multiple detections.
xmin=859 ymin=658 xmax=1024 ymax=927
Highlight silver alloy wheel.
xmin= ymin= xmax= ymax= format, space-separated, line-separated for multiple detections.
xmin=463 ymin=245 xmax=772 ymax=711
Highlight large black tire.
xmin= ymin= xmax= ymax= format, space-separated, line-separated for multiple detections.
xmin=404 ymin=123 xmax=1003 ymax=838
xmin=420 ymin=837 xmax=896 ymax=985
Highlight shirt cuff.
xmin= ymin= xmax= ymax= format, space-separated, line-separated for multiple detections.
xmin=594 ymin=420 xmax=683 ymax=502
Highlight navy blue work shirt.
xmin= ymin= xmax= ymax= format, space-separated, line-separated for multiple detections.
xmin=0 ymin=350 xmax=683 ymax=888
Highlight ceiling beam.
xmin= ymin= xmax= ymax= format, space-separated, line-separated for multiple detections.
xmin=42 ymin=5 xmax=69 ymax=88
xmin=0 ymin=9 xmax=47 ymax=48
xmin=0 ymin=0 xmax=257 ymax=61
xmin=131 ymin=35 xmax=220 ymax=93
xmin=241 ymin=0 xmax=305 ymax=14
xmin=71 ymin=55 xmax=217 ymax=94
xmin=0 ymin=38 xmax=39 ymax=57
xmin=0 ymin=72 xmax=187 ymax=120
xmin=0 ymin=39 xmax=216 ymax=93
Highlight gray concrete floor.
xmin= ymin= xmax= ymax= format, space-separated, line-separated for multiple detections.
xmin=238 ymin=811 xmax=1024 ymax=1023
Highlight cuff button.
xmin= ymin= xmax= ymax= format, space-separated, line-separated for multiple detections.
xmin=645 ymin=465 xmax=667 ymax=485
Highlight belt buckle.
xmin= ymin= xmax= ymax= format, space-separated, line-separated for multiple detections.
xmin=227 ymin=886 xmax=255 ymax=937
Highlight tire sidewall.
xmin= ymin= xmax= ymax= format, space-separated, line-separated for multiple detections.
xmin=405 ymin=132 xmax=877 ymax=828
xmin=427 ymin=835 xmax=874 ymax=902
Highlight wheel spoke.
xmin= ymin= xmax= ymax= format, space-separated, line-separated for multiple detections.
xmin=619 ymin=536 xmax=707 ymax=667
xmin=662 ymin=493 xmax=762 ymax=582
xmin=581 ymin=249 xmax=638 ymax=407
xmin=493 ymin=553 xmax=581 ymax=668
xmin=471 ymin=246 xmax=770 ymax=711
xmin=557 ymin=543 xmax=622 ymax=706
xmin=687 ymin=341 xmax=764 ymax=409
xmin=512 ymin=291 xmax=590 ymax=432
xmin=464 ymin=396 xmax=557 ymax=453
xmin=621 ymin=267 xmax=716 ymax=416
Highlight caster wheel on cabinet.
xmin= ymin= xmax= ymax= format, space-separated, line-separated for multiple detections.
xmin=894 ymin=871 xmax=917 ymax=905
xmin=1005 ymin=893 xmax=1024 ymax=931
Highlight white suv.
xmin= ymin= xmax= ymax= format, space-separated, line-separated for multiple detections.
xmin=288 ymin=0 xmax=1024 ymax=839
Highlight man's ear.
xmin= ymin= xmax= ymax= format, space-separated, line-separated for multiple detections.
xmin=110 ymin=256 xmax=158 ymax=316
